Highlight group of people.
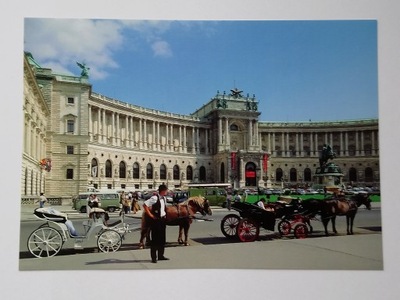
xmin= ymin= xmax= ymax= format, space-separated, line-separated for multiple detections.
xmin=119 ymin=191 xmax=141 ymax=215
xmin=225 ymin=192 xmax=242 ymax=210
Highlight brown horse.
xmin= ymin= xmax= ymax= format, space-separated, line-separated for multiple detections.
xmin=139 ymin=196 xmax=212 ymax=248
xmin=320 ymin=193 xmax=371 ymax=235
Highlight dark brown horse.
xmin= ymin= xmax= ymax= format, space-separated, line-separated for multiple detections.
xmin=319 ymin=193 xmax=371 ymax=235
xmin=139 ymin=196 xmax=212 ymax=248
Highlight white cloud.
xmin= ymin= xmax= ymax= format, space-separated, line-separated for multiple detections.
xmin=24 ymin=18 xmax=124 ymax=79
xmin=151 ymin=40 xmax=173 ymax=57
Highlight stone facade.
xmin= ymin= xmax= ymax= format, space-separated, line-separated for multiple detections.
xmin=22 ymin=53 xmax=379 ymax=199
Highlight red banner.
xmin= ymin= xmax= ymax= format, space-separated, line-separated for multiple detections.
xmin=263 ymin=154 xmax=268 ymax=172
xmin=231 ymin=152 xmax=236 ymax=170
xmin=246 ymin=171 xmax=256 ymax=178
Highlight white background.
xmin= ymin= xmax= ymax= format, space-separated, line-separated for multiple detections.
xmin=1 ymin=0 xmax=399 ymax=299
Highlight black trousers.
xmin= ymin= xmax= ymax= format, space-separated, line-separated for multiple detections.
xmin=150 ymin=218 xmax=166 ymax=260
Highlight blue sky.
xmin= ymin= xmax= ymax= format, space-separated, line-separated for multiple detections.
xmin=24 ymin=19 xmax=377 ymax=122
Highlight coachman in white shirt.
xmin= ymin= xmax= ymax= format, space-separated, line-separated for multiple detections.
xmin=143 ymin=184 xmax=170 ymax=263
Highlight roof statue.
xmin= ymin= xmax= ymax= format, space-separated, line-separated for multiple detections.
xmin=230 ymin=88 xmax=243 ymax=98
xmin=76 ymin=61 xmax=90 ymax=77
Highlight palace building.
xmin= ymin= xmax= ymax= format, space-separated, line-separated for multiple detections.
xmin=22 ymin=52 xmax=380 ymax=200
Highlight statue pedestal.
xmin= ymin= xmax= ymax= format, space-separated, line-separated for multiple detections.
xmin=314 ymin=162 xmax=343 ymax=190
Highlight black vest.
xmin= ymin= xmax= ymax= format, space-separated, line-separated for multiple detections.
xmin=151 ymin=195 xmax=166 ymax=218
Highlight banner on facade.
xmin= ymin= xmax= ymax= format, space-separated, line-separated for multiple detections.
xmin=231 ymin=152 xmax=237 ymax=170
xmin=263 ymin=153 xmax=268 ymax=172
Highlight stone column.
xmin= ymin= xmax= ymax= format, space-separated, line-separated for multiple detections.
xmin=112 ymin=112 xmax=116 ymax=146
xmin=183 ymin=126 xmax=187 ymax=153
xmin=355 ymin=131 xmax=359 ymax=156
xmin=88 ymin=105 xmax=93 ymax=141
xmin=152 ymin=120 xmax=156 ymax=150
xmin=225 ymin=118 xmax=230 ymax=147
xmin=143 ymin=119 xmax=147 ymax=150
xmin=157 ymin=121 xmax=160 ymax=151
xmin=116 ymin=113 xmax=120 ymax=146
xmin=361 ymin=131 xmax=365 ymax=156
xmin=340 ymin=132 xmax=344 ymax=155
xmin=125 ymin=115 xmax=129 ymax=146
xmin=272 ymin=133 xmax=275 ymax=157
xmin=196 ymin=127 xmax=200 ymax=154
xmin=218 ymin=118 xmax=222 ymax=145
xmin=103 ymin=109 xmax=107 ymax=144
xmin=170 ymin=124 xmax=174 ymax=152
xmin=139 ymin=119 xmax=143 ymax=149
xmin=192 ymin=127 xmax=196 ymax=154
xmin=372 ymin=130 xmax=376 ymax=155
xmin=205 ymin=129 xmax=209 ymax=154
xmin=300 ymin=133 xmax=304 ymax=157
xmin=249 ymin=119 xmax=253 ymax=147
xmin=345 ymin=131 xmax=349 ymax=156
xmin=166 ymin=124 xmax=169 ymax=152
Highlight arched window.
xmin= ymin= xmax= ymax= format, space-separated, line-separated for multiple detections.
xmin=146 ymin=163 xmax=153 ymax=180
xmin=365 ymin=167 xmax=374 ymax=182
xmin=173 ymin=165 xmax=180 ymax=180
xmin=199 ymin=166 xmax=206 ymax=181
xmin=119 ymin=161 xmax=126 ymax=178
xmin=105 ymin=160 xmax=112 ymax=178
xmin=186 ymin=166 xmax=193 ymax=180
xmin=276 ymin=168 xmax=283 ymax=182
xmin=220 ymin=162 xmax=225 ymax=182
xmin=290 ymin=168 xmax=297 ymax=182
xmin=160 ymin=164 xmax=167 ymax=180
xmin=91 ymin=158 xmax=98 ymax=177
xmin=349 ymin=167 xmax=357 ymax=182
xmin=304 ymin=168 xmax=312 ymax=182
xmin=132 ymin=162 xmax=140 ymax=179
xmin=230 ymin=124 xmax=239 ymax=131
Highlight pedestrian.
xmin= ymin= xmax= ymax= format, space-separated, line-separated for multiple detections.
xmin=38 ymin=192 xmax=47 ymax=208
xmin=122 ymin=193 xmax=131 ymax=214
xmin=226 ymin=193 xmax=232 ymax=211
xmin=143 ymin=184 xmax=170 ymax=263
xmin=131 ymin=192 xmax=139 ymax=214
xmin=234 ymin=192 xmax=242 ymax=202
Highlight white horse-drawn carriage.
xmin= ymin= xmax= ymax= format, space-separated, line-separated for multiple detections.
xmin=27 ymin=207 xmax=135 ymax=258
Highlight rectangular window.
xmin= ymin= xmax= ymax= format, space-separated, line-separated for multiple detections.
xmin=67 ymin=120 xmax=74 ymax=133
xmin=66 ymin=145 xmax=74 ymax=154
xmin=66 ymin=168 xmax=74 ymax=179
xmin=67 ymin=97 xmax=74 ymax=104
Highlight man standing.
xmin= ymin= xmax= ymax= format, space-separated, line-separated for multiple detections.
xmin=39 ymin=193 xmax=47 ymax=208
xmin=143 ymin=184 xmax=170 ymax=263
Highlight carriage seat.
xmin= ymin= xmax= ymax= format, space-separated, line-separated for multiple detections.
xmin=34 ymin=207 xmax=68 ymax=223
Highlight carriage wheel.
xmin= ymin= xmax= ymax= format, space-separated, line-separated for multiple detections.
xmin=97 ymin=230 xmax=122 ymax=253
xmin=237 ymin=218 xmax=260 ymax=242
xmin=293 ymin=223 xmax=308 ymax=239
xmin=220 ymin=214 xmax=240 ymax=239
xmin=27 ymin=226 xmax=63 ymax=258
xmin=277 ymin=220 xmax=291 ymax=236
